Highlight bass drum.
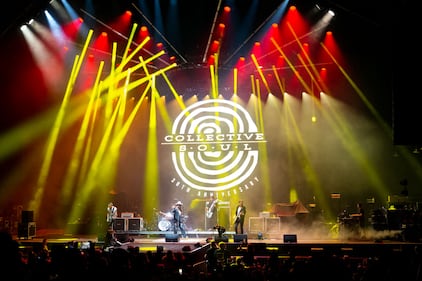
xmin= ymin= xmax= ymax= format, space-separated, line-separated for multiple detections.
xmin=158 ymin=219 xmax=172 ymax=231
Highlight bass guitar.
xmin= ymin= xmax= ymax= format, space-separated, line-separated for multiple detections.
xmin=206 ymin=199 xmax=218 ymax=218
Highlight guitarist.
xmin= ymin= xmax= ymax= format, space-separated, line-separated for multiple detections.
xmin=205 ymin=195 xmax=218 ymax=230
xmin=234 ymin=200 xmax=246 ymax=234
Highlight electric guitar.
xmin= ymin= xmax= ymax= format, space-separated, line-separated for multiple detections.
xmin=234 ymin=210 xmax=244 ymax=222
xmin=233 ymin=213 xmax=239 ymax=222
xmin=206 ymin=199 xmax=218 ymax=218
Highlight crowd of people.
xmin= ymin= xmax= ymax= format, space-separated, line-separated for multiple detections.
xmin=5 ymin=199 xmax=422 ymax=280
xmin=2 ymin=229 xmax=422 ymax=281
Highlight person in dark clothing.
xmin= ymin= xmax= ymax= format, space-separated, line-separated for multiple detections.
xmin=356 ymin=202 xmax=365 ymax=229
xmin=172 ymin=201 xmax=187 ymax=238
xmin=234 ymin=200 xmax=246 ymax=234
xmin=204 ymin=240 xmax=219 ymax=274
xmin=351 ymin=202 xmax=365 ymax=238
xmin=205 ymin=195 xmax=219 ymax=230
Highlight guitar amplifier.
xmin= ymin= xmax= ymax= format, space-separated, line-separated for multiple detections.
xmin=265 ymin=217 xmax=280 ymax=233
xmin=18 ymin=222 xmax=36 ymax=239
xmin=249 ymin=217 xmax=264 ymax=233
xmin=127 ymin=218 xmax=144 ymax=231
xmin=121 ymin=212 xmax=134 ymax=218
xmin=113 ymin=218 xmax=125 ymax=231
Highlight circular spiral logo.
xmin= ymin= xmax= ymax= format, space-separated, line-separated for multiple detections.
xmin=163 ymin=99 xmax=265 ymax=194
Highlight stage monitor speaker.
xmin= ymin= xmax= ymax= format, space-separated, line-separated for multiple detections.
xmin=233 ymin=234 xmax=248 ymax=243
xmin=165 ymin=233 xmax=180 ymax=242
xmin=113 ymin=218 xmax=125 ymax=231
xmin=214 ymin=235 xmax=229 ymax=243
xmin=115 ymin=233 xmax=130 ymax=243
xmin=283 ymin=234 xmax=297 ymax=243
xmin=21 ymin=210 xmax=34 ymax=223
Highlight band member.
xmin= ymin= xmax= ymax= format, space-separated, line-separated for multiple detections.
xmin=172 ymin=201 xmax=187 ymax=238
xmin=234 ymin=200 xmax=246 ymax=234
xmin=354 ymin=202 xmax=365 ymax=236
xmin=205 ymin=195 xmax=218 ymax=230
xmin=106 ymin=202 xmax=118 ymax=229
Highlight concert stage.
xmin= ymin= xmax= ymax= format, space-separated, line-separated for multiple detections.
xmin=15 ymin=227 xmax=421 ymax=260
xmin=9 ymin=227 xmax=422 ymax=281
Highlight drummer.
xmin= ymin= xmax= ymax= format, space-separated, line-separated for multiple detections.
xmin=158 ymin=210 xmax=173 ymax=231
xmin=157 ymin=203 xmax=188 ymax=232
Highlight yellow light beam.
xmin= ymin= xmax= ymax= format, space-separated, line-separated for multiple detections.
xmin=271 ymin=65 xmax=285 ymax=94
xmin=77 ymin=82 xmax=104 ymax=188
xmin=320 ymin=42 xmax=392 ymax=137
xmin=210 ymin=64 xmax=218 ymax=99
xmin=67 ymin=93 xmax=124 ymax=223
xmin=270 ymin=38 xmax=309 ymax=92
xmin=161 ymin=72 xmax=186 ymax=112
xmin=144 ymin=76 xmax=160 ymax=220
xmin=250 ymin=74 xmax=256 ymax=95
xmin=30 ymin=30 xmax=94 ymax=212
xmin=60 ymin=60 xmax=105 ymax=201
xmin=121 ymin=23 xmax=138 ymax=63
xmin=287 ymin=22 xmax=324 ymax=93
xmin=251 ymin=54 xmax=271 ymax=94
xmin=233 ymin=68 xmax=238 ymax=96
xmin=105 ymin=42 xmax=118 ymax=129
xmin=116 ymin=34 xmax=150 ymax=73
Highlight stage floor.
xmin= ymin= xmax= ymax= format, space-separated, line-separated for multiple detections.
xmin=14 ymin=227 xmax=421 ymax=256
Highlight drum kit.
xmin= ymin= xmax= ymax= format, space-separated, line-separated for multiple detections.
xmin=157 ymin=211 xmax=188 ymax=231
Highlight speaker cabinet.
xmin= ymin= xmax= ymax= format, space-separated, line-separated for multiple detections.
xmin=165 ymin=233 xmax=180 ymax=242
xmin=247 ymin=243 xmax=267 ymax=255
xmin=214 ymin=235 xmax=229 ymax=243
xmin=18 ymin=222 xmax=36 ymax=239
xmin=249 ymin=217 xmax=264 ymax=233
xmin=233 ymin=234 xmax=248 ymax=243
xmin=21 ymin=210 xmax=34 ymax=223
xmin=115 ymin=233 xmax=130 ymax=243
xmin=283 ymin=234 xmax=297 ymax=243
xmin=121 ymin=212 xmax=134 ymax=218
xmin=113 ymin=218 xmax=125 ymax=231
xmin=265 ymin=217 xmax=280 ymax=233
xmin=128 ymin=218 xmax=143 ymax=231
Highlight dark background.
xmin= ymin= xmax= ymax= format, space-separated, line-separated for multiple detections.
xmin=1 ymin=0 xmax=420 ymax=146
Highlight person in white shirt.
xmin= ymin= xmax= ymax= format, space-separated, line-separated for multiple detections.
xmin=106 ymin=202 xmax=118 ymax=229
